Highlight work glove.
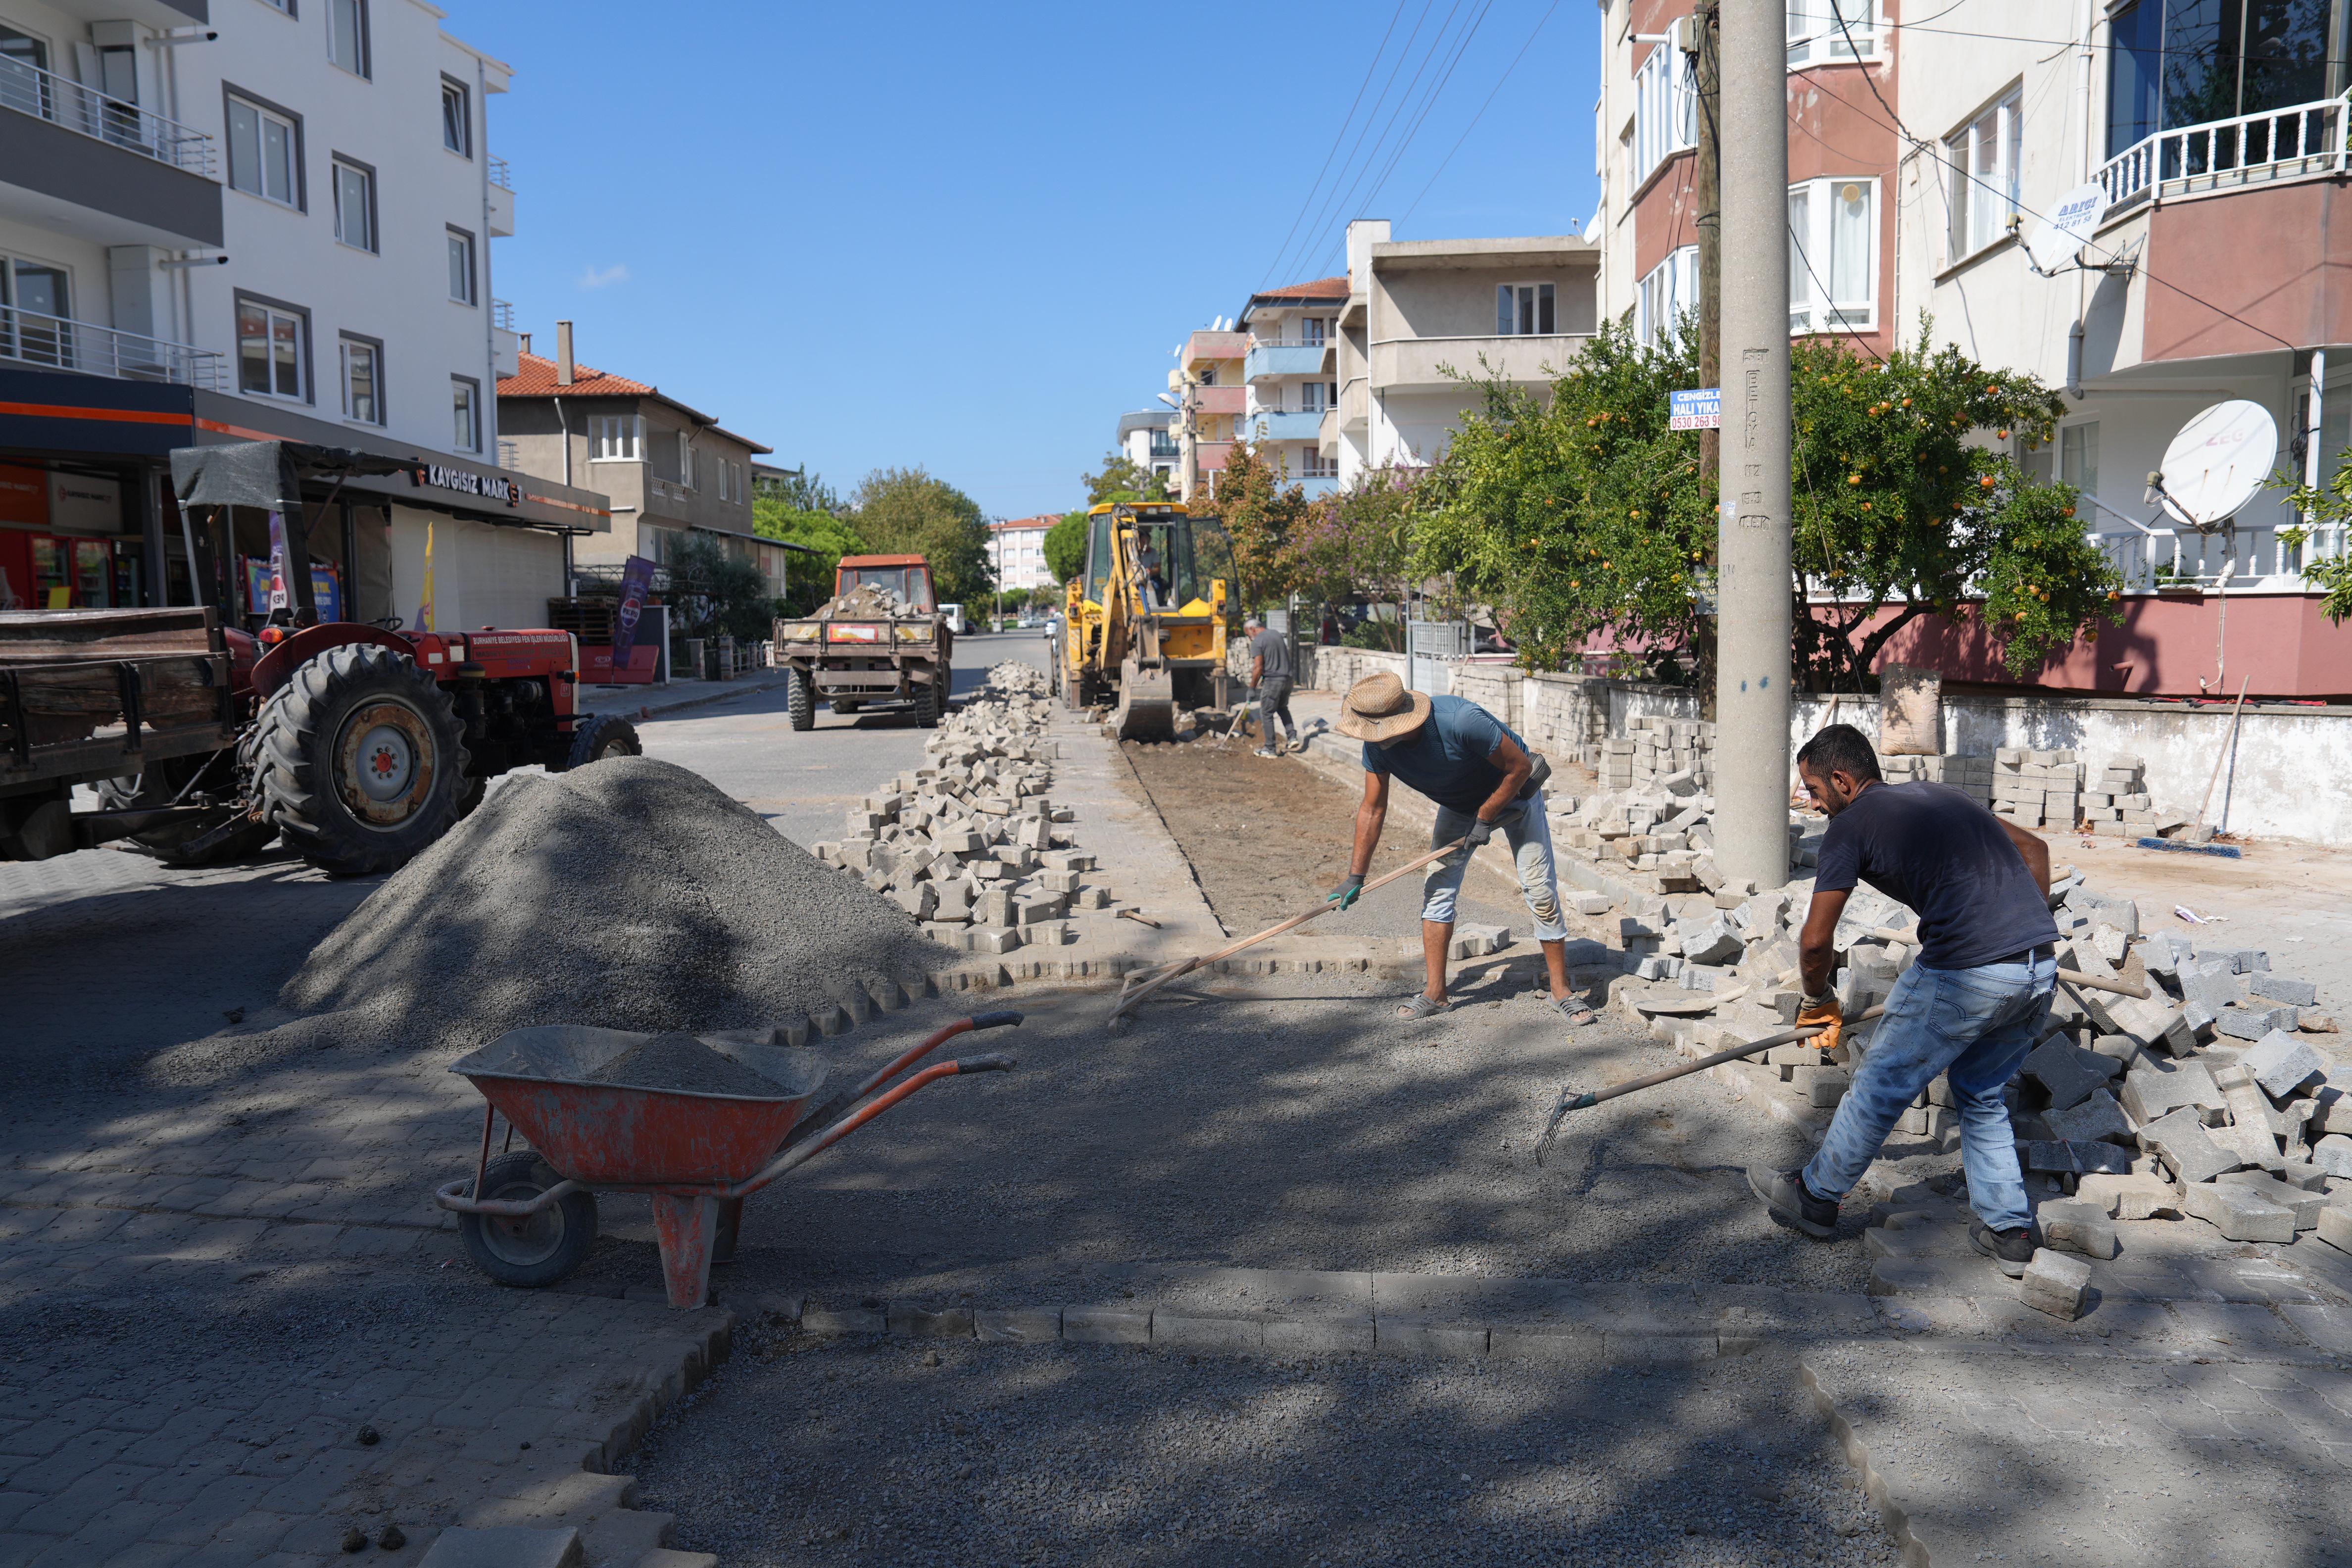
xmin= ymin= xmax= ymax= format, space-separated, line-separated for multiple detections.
xmin=1327 ymin=874 xmax=1365 ymax=911
xmin=1463 ymin=817 xmax=1497 ymax=850
xmin=1796 ymin=993 xmax=1843 ymax=1058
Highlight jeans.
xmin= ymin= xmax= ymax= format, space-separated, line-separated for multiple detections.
xmin=1423 ymin=791 xmax=1568 ymax=942
xmin=1803 ymin=951 xmax=2056 ymax=1234
xmin=1254 ymin=678 xmax=1296 ymax=742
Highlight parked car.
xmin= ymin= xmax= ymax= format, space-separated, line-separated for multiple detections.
xmin=940 ymin=603 xmax=968 ymax=635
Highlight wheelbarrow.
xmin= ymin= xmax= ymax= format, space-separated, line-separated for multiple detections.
xmin=433 ymin=1010 xmax=1021 ymax=1308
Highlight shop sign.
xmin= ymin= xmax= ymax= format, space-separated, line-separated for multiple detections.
xmin=421 ymin=463 xmax=517 ymax=503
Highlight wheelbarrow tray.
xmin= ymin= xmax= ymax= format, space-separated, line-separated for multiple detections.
xmin=449 ymin=1025 xmax=827 ymax=1187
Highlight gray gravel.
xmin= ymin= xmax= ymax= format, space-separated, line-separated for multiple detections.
xmin=588 ymin=1031 xmax=786 ymax=1096
xmin=620 ymin=1326 xmax=1900 ymax=1567
xmin=155 ymin=756 xmax=951 ymax=1081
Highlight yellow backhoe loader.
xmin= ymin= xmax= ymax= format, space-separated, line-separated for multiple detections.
xmin=1055 ymin=502 xmax=1226 ymax=740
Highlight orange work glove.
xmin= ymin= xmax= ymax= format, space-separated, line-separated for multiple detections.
xmin=1796 ymin=993 xmax=1843 ymax=1058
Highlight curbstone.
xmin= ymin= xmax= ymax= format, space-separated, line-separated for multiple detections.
xmin=1061 ymin=1306 xmax=1151 ymax=1346
xmin=886 ymin=1306 xmax=975 ymax=1339
xmin=1374 ymin=1316 xmax=1490 ymax=1357
xmin=800 ymin=1305 xmax=887 ymax=1337
xmin=973 ymin=1309 xmax=1060 ymax=1345
xmin=416 ymin=1525 xmax=582 ymax=1568
xmin=1487 ymin=1323 xmax=1606 ymax=1364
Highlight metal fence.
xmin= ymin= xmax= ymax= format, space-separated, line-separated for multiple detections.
xmin=0 ymin=54 xmax=217 ymax=175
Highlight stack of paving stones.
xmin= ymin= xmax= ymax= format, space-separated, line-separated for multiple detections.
xmin=810 ymin=662 xmax=1127 ymax=956
xmin=2078 ymin=753 xmax=2184 ymax=838
xmin=1990 ymin=747 xmax=2089 ymax=829
xmin=1871 ymin=750 xmax=1994 ymax=805
xmin=1590 ymin=714 xmax=1714 ymax=792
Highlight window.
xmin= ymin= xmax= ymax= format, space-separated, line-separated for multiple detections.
xmin=1786 ymin=0 xmax=1875 ymax=67
xmin=1947 ymin=91 xmax=2021 ymax=263
xmin=2104 ymin=1 xmax=2330 ymax=159
xmin=1301 ymin=317 xmax=1327 ymax=345
xmin=1788 ymin=178 xmax=1877 ymax=334
xmin=1496 ymin=282 xmax=1557 ymax=336
xmin=257 ymin=0 xmax=294 ymax=12
xmin=327 ymin=0 xmax=369 ymax=78
xmin=0 ymin=25 xmax=49 ymax=123
xmin=677 ymin=431 xmax=696 ymax=489
xmin=441 ymin=78 xmax=471 ymax=156
xmin=446 ymin=227 xmax=476 ymax=304
xmin=340 ymin=336 xmax=381 ymax=424
xmin=591 ymin=415 xmax=642 ymax=461
xmin=0 ymin=256 xmax=71 ymax=367
xmin=2061 ymin=423 xmax=2099 ymax=503
xmin=1299 ymin=381 xmax=1331 ymax=414
xmin=1632 ymin=41 xmax=1697 ymax=186
xmin=452 ymin=377 xmax=480 ymax=451
xmin=236 ymin=296 xmax=306 ymax=400
xmin=332 ymin=158 xmax=375 ymax=251
xmin=226 ymin=94 xmax=300 ymax=207
xmin=1637 ymin=245 xmax=1699 ymax=347
xmin=2107 ymin=2 xmax=2161 ymax=159
xmin=1303 ymin=450 xmax=1337 ymax=478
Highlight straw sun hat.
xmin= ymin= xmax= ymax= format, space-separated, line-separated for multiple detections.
xmin=1332 ymin=671 xmax=1433 ymax=743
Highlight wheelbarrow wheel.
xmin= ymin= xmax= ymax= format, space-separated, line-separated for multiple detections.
xmin=459 ymin=1151 xmax=598 ymax=1289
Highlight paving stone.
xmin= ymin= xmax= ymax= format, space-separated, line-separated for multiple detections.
xmin=2249 ymin=974 xmax=2319 ymax=1007
xmin=2213 ymin=1171 xmax=2328 ymax=1229
xmin=2139 ymin=1107 xmax=2241 ymax=1183
xmin=2019 ymin=1249 xmax=2091 ymax=1319
xmin=2317 ymin=1206 xmax=2352 ymax=1255
xmin=2074 ymin=1171 xmax=2182 ymax=1220
xmin=2037 ymin=1200 xmax=2119 ymax=1259
xmin=2178 ymin=1180 xmax=2298 ymax=1243
xmin=2043 ymin=1087 xmax=2134 ymax=1145
xmin=2242 ymin=1029 xmax=2326 ymax=1099
xmin=2119 ymin=1061 xmax=2223 ymax=1127
xmin=2022 ymin=1039 xmax=2108 ymax=1112
xmin=2313 ymin=1133 xmax=2352 ymax=1178
xmin=416 ymin=1525 xmax=582 ymax=1568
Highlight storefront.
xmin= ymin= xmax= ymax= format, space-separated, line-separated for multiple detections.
xmin=0 ymin=366 xmax=610 ymax=630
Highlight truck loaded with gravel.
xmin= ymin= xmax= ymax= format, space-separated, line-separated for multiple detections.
xmin=0 ymin=441 xmax=640 ymax=874
xmin=773 ymin=554 xmax=953 ymax=731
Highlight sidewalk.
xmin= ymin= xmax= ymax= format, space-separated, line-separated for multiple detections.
xmin=577 ymin=671 xmax=788 ymax=723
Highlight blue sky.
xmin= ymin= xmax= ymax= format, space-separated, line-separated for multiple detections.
xmin=464 ymin=1 xmax=1600 ymax=519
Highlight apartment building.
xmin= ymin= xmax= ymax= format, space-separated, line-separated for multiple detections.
xmin=1236 ymin=275 xmax=1346 ymax=496
xmin=988 ymin=513 xmax=1055 ymax=592
xmin=497 ymin=328 xmax=790 ymax=597
xmin=1167 ymin=325 xmax=1245 ymax=502
xmin=1113 ymin=408 xmax=1176 ymax=490
xmin=0 ymin=0 xmax=608 ymax=631
xmin=1330 ymin=219 xmax=1599 ymax=483
xmin=1591 ymin=0 xmax=2352 ymax=697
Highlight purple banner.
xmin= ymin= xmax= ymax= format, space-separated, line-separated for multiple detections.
xmin=612 ymin=554 xmax=657 ymax=672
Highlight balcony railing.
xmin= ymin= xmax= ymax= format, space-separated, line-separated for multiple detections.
xmin=2091 ymin=521 xmax=2347 ymax=593
xmin=488 ymin=154 xmax=514 ymax=191
xmin=0 ymin=303 xmax=224 ymax=390
xmin=0 ymin=54 xmax=217 ymax=177
xmin=2097 ymin=91 xmax=2348 ymax=213
xmin=492 ymin=298 xmax=517 ymax=331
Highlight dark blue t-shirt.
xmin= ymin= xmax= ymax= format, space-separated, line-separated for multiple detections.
xmin=1813 ymin=781 xmax=2058 ymax=970
xmin=1362 ymin=694 xmax=1523 ymax=816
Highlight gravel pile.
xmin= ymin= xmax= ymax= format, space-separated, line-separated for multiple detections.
xmin=586 ymin=1032 xmax=784 ymax=1097
xmin=159 ymin=756 xmax=950 ymax=1078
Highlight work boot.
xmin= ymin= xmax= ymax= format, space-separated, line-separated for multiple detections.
xmin=1969 ymin=1219 xmax=2037 ymax=1278
xmin=1748 ymin=1165 xmax=1840 ymax=1239
xmin=1253 ymin=746 xmax=1278 ymax=758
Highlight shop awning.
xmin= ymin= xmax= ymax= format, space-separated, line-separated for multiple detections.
xmin=168 ymin=441 xmax=414 ymax=513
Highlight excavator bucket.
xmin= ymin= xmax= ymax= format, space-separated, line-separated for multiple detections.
xmin=1109 ymin=656 xmax=1175 ymax=741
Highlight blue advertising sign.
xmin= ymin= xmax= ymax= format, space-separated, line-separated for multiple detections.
xmin=1669 ymin=388 xmax=1721 ymax=431
xmin=612 ymin=554 xmax=657 ymax=670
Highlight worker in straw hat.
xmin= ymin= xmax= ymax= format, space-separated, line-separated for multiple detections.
xmin=1327 ymin=671 xmax=1593 ymax=1025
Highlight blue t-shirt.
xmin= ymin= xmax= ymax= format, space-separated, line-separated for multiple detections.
xmin=1813 ymin=781 xmax=2059 ymax=971
xmin=1362 ymin=693 xmax=1523 ymax=816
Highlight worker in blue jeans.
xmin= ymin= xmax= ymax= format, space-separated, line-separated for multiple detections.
xmin=1749 ymin=723 xmax=2059 ymax=1276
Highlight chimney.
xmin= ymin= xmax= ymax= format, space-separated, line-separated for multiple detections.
xmin=518 ymin=330 xmax=532 ymax=355
xmin=556 ymin=320 xmax=575 ymax=386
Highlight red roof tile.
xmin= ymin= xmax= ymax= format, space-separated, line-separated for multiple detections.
xmin=1253 ymin=276 xmax=1349 ymax=301
xmin=991 ymin=514 xmax=1060 ymax=531
xmin=497 ymin=351 xmax=654 ymax=398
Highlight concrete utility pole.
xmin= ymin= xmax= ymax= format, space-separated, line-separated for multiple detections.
xmin=1694 ymin=2 xmax=1721 ymax=489
xmin=1713 ymin=0 xmax=1794 ymax=890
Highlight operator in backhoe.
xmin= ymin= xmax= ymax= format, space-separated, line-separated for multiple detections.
xmin=1747 ymin=724 xmax=2058 ymax=1275
xmin=1326 ymin=672 xmax=1594 ymax=1027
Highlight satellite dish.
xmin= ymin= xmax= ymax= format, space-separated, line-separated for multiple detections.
xmin=2152 ymin=400 xmax=2277 ymax=531
xmin=2025 ymin=183 xmax=2108 ymax=274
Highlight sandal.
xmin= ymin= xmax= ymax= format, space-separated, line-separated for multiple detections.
xmin=1542 ymin=994 xmax=1597 ymax=1027
xmin=1395 ymin=994 xmax=1451 ymax=1019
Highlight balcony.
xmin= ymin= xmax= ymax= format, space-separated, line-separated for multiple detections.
xmin=0 ymin=302 xmax=223 ymax=390
xmin=0 ymin=55 xmax=221 ymax=245
xmin=1340 ymin=375 xmax=1368 ymax=432
xmin=2098 ymin=92 xmax=2347 ymax=214
xmin=1369 ymin=333 xmax=1587 ymax=391
xmin=1246 ymin=410 xmax=1325 ymax=442
xmin=2092 ymin=521 xmax=2333 ymax=595
xmin=1147 ymin=439 xmax=1180 ymax=460
xmin=1192 ymin=385 xmax=1244 ymax=416
xmin=487 ymin=155 xmax=515 ymax=236
xmin=490 ymin=299 xmax=520 ymax=378
xmin=1245 ymin=341 xmax=1331 ymax=381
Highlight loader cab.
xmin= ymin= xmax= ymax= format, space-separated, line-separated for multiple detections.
xmin=1085 ymin=503 xmax=1198 ymax=609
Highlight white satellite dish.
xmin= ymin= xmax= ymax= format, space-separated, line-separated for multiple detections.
xmin=2025 ymin=183 xmax=2109 ymax=275
xmin=2151 ymin=399 xmax=2277 ymax=531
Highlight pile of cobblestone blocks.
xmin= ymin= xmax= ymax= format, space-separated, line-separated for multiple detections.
xmin=2077 ymin=754 xmax=2183 ymax=838
xmin=809 ymin=663 xmax=1126 ymax=956
xmin=1991 ymin=748 xmax=2088 ymax=828
xmin=1595 ymin=715 xmax=1714 ymax=793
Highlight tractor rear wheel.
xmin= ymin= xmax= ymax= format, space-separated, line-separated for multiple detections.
xmin=910 ymin=678 xmax=940 ymax=729
xmin=565 ymin=714 xmax=641 ymax=770
xmin=95 ymin=753 xmax=275 ymax=866
xmin=786 ymin=668 xmax=814 ymax=731
xmin=253 ymin=643 xmax=470 ymax=877
xmin=458 ymin=1151 xmax=598 ymax=1289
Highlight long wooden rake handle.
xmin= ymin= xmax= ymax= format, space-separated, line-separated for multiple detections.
xmin=1108 ymin=835 xmax=1472 ymax=1024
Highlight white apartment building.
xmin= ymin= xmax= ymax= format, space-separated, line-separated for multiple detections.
xmin=1113 ymin=408 xmax=1175 ymax=490
xmin=0 ymin=0 xmax=606 ymax=631
xmin=988 ymin=513 xmax=1055 ymax=592
xmin=1236 ymin=275 xmax=1345 ymax=496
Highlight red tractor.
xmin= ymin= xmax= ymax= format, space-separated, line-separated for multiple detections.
xmin=0 ymin=441 xmax=639 ymax=875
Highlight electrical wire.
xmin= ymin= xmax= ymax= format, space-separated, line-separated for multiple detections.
xmin=1398 ymin=0 xmax=1566 ymax=224
xmin=1347 ymin=0 xmax=1497 ymax=235
xmin=1258 ymin=0 xmax=1414 ymax=294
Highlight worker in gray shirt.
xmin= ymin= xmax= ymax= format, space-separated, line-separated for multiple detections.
xmin=1244 ymin=615 xmax=1297 ymax=757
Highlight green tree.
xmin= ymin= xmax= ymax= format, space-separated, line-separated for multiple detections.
xmin=1291 ymin=466 xmax=1422 ymax=650
xmin=2270 ymin=455 xmax=2352 ymax=624
xmin=1212 ymin=440 xmax=1309 ymax=615
xmin=848 ymin=467 xmax=995 ymax=605
xmin=1419 ymin=318 xmax=2119 ymax=686
xmin=663 ymin=531 xmax=776 ymax=644
xmin=753 ymin=498 xmax=864 ymax=611
xmin=1082 ymin=451 xmax=1173 ymax=506
xmin=752 ymin=467 xmax=846 ymax=515
xmin=1044 ymin=510 xmax=1089 ymax=585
